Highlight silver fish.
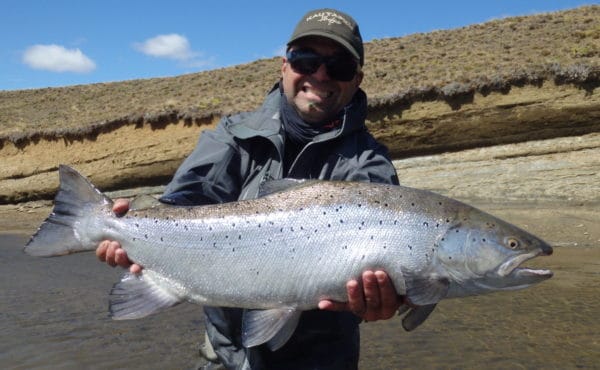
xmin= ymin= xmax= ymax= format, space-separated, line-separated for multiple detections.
xmin=25 ymin=165 xmax=553 ymax=350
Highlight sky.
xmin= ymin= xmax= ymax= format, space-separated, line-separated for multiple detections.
xmin=1 ymin=0 xmax=595 ymax=91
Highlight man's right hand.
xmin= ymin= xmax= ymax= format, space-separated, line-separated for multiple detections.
xmin=95 ymin=198 xmax=142 ymax=274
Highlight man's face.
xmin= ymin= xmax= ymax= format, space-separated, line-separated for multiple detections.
xmin=281 ymin=36 xmax=363 ymax=124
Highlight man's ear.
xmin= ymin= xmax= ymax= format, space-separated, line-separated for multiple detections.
xmin=354 ymin=70 xmax=364 ymax=88
xmin=281 ymin=57 xmax=288 ymax=76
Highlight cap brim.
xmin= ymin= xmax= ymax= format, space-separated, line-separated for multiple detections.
xmin=287 ymin=31 xmax=361 ymax=63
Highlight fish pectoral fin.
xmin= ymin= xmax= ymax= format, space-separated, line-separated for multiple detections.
xmin=109 ymin=272 xmax=183 ymax=320
xmin=241 ymin=307 xmax=301 ymax=350
xmin=405 ymin=276 xmax=449 ymax=305
xmin=400 ymin=303 xmax=437 ymax=331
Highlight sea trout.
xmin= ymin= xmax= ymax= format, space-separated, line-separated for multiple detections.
xmin=25 ymin=165 xmax=553 ymax=350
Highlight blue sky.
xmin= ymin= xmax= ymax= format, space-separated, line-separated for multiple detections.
xmin=1 ymin=0 xmax=594 ymax=91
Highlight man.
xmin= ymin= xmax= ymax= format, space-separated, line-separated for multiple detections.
xmin=97 ymin=8 xmax=404 ymax=369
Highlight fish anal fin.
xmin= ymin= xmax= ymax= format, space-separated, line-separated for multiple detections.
xmin=242 ymin=307 xmax=301 ymax=350
xmin=109 ymin=272 xmax=183 ymax=320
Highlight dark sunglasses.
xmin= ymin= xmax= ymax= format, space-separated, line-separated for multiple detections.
xmin=286 ymin=49 xmax=358 ymax=82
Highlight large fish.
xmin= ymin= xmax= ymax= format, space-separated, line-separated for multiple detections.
xmin=25 ymin=165 xmax=552 ymax=350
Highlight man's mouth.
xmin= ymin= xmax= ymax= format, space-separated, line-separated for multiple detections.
xmin=302 ymin=86 xmax=333 ymax=99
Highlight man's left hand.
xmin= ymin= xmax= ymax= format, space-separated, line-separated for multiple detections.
xmin=318 ymin=270 xmax=402 ymax=321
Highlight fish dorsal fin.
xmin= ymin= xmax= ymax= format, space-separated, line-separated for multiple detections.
xmin=400 ymin=303 xmax=437 ymax=331
xmin=129 ymin=194 xmax=162 ymax=211
xmin=257 ymin=179 xmax=309 ymax=197
xmin=405 ymin=276 xmax=449 ymax=305
xmin=109 ymin=272 xmax=183 ymax=320
xmin=241 ymin=307 xmax=301 ymax=350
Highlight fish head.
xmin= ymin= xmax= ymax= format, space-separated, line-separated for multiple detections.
xmin=436 ymin=208 xmax=553 ymax=296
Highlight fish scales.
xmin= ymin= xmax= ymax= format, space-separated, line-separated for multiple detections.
xmin=24 ymin=165 xmax=553 ymax=350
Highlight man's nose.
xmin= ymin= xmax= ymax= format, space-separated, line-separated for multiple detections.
xmin=312 ymin=62 xmax=331 ymax=81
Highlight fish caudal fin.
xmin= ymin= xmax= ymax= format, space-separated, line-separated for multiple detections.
xmin=109 ymin=272 xmax=183 ymax=320
xmin=24 ymin=165 xmax=112 ymax=257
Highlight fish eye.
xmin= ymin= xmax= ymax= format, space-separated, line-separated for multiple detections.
xmin=505 ymin=237 xmax=520 ymax=249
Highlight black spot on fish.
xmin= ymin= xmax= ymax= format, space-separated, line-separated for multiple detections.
xmin=423 ymin=222 xmax=429 ymax=227
xmin=160 ymin=237 xmax=163 ymax=242
xmin=384 ymin=203 xmax=389 ymax=207
xmin=232 ymin=248 xmax=235 ymax=252
xmin=340 ymin=219 xmax=344 ymax=224
xmin=358 ymin=203 xmax=362 ymax=208
xmin=184 ymin=225 xmax=188 ymax=231
xmin=408 ymin=244 xmax=413 ymax=250
xmin=238 ymin=235 xmax=242 ymax=240
xmin=328 ymin=224 xmax=331 ymax=228
xmin=135 ymin=223 xmax=139 ymax=228
xmin=361 ymin=255 xmax=365 ymax=260
xmin=144 ymin=234 xmax=148 ymax=239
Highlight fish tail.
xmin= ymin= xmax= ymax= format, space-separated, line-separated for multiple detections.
xmin=24 ymin=165 xmax=113 ymax=257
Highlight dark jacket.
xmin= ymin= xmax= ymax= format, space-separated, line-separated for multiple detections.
xmin=161 ymin=83 xmax=398 ymax=369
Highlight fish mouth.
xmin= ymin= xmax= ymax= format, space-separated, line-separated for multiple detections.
xmin=497 ymin=247 xmax=553 ymax=282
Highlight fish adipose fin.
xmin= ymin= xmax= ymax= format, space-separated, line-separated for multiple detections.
xmin=24 ymin=165 xmax=112 ymax=257
xmin=241 ymin=307 xmax=302 ymax=350
xmin=109 ymin=272 xmax=183 ymax=320
xmin=257 ymin=179 xmax=309 ymax=197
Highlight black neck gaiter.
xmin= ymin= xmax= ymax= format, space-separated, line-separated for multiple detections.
xmin=279 ymin=89 xmax=344 ymax=175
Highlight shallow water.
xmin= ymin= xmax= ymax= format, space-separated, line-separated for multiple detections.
xmin=1 ymin=233 xmax=598 ymax=369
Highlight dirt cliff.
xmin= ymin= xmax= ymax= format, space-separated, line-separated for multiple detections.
xmin=0 ymin=6 xmax=598 ymax=247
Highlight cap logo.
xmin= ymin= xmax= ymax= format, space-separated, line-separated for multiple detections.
xmin=305 ymin=11 xmax=353 ymax=30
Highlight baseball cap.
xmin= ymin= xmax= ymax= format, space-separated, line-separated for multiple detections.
xmin=287 ymin=8 xmax=364 ymax=66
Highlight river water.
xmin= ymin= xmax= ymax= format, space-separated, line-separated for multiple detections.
xmin=1 ymin=233 xmax=598 ymax=369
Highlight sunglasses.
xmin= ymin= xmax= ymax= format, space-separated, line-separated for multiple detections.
xmin=286 ymin=49 xmax=358 ymax=82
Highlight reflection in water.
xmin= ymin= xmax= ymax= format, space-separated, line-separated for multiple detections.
xmin=1 ymin=234 xmax=598 ymax=369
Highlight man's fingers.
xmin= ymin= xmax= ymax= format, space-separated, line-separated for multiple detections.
xmin=375 ymin=270 xmax=400 ymax=319
xmin=114 ymin=248 xmax=129 ymax=268
xmin=318 ymin=300 xmax=348 ymax=311
xmin=362 ymin=271 xmax=381 ymax=311
xmin=113 ymin=198 xmax=130 ymax=215
xmin=130 ymin=264 xmax=143 ymax=275
xmin=96 ymin=240 xmax=109 ymax=261
xmin=346 ymin=279 xmax=367 ymax=317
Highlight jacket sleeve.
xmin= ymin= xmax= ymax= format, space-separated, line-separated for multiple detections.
xmin=160 ymin=118 xmax=244 ymax=206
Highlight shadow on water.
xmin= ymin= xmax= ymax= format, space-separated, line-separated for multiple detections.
xmin=1 ymin=234 xmax=599 ymax=369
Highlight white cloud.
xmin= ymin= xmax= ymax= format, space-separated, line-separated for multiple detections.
xmin=134 ymin=33 xmax=195 ymax=61
xmin=22 ymin=44 xmax=96 ymax=73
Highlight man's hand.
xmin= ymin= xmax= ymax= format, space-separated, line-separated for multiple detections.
xmin=95 ymin=198 xmax=142 ymax=274
xmin=318 ymin=270 xmax=402 ymax=321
